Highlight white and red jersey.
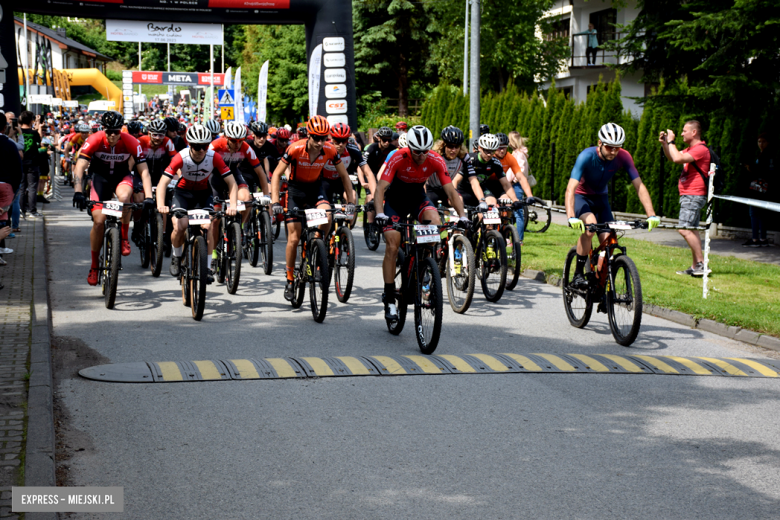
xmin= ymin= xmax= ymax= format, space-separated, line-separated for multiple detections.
xmin=79 ymin=131 xmax=145 ymax=177
xmin=163 ymin=148 xmax=231 ymax=191
xmin=209 ymin=137 xmax=260 ymax=171
xmin=381 ymin=149 xmax=451 ymax=187
xmin=139 ymin=135 xmax=177 ymax=180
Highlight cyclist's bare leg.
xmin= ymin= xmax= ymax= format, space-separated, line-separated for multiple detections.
xmin=420 ymin=208 xmax=441 ymax=226
xmin=90 ymin=211 xmax=107 ymax=252
xmin=317 ymin=203 xmax=332 ymax=238
xmin=171 ymin=217 xmax=188 ymax=248
xmin=575 ymin=212 xmax=598 ymax=257
xmin=382 ymin=230 xmax=401 ymax=284
xmin=238 ymin=187 xmax=252 ymax=226
xmin=208 ymin=218 xmax=219 ymax=256
xmin=285 ymin=221 xmax=302 ymax=273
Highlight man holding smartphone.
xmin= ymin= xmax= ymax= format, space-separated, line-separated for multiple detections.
xmin=19 ymin=112 xmax=44 ymax=218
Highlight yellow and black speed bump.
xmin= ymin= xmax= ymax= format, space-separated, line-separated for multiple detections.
xmin=78 ymin=354 xmax=780 ymax=383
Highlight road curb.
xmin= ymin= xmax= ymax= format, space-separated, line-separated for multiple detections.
xmin=519 ymin=268 xmax=780 ymax=353
xmin=25 ymin=217 xmax=58 ymax=520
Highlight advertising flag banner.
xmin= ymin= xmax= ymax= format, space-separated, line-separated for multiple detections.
xmin=224 ymin=67 xmax=233 ymax=90
xmin=106 ymin=20 xmax=224 ymax=45
xmin=257 ymin=60 xmax=269 ymax=123
xmin=234 ymin=67 xmax=244 ymax=125
xmin=308 ymin=44 xmax=322 ymax=117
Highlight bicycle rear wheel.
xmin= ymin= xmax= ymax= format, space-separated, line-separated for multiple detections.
xmin=525 ymin=205 xmax=552 ymax=234
xmin=562 ymin=247 xmax=593 ymax=328
xmin=151 ymin=213 xmax=164 ymax=277
xmin=334 ymin=227 xmax=356 ymax=303
xmin=248 ymin=211 xmax=260 ymax=267
xmin=216 ymin=219 xmax=227 ymax=285
xmin=446 ymin=234 xmax=475 ymax=314
xmin=479 ymin=230 xmax=507 ymax=302
xmin=104 ymin=227 xmax=121 ymax=309
xmin=191 ymin=236 xmax=208 ymax=321
xmin=414 ymin=256 xmax=443 ymax=354
xmin=291 ymin=243 xmax=306 ymax=309
xmin=607 ymin=255 xmax=643 ymax=346
xmin=139 ymin=218 xmax=151 ymax=268
xmin=259 ymin=210 xmax=274 ymax=275
xmin=502 ymin=224 xmax=521 ymax=291
xmin=225 ymin=221 xmax=242 ymax=295
xmin=308 ymin=238 xmax=329 ymax=323
xmin=181 ymin=242 xmax=191 ymax=307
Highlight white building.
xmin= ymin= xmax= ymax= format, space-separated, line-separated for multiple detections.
xmin=14 ymin=17 xmax=112 ymax=74
xmin=539 ymin=0 xmax=646 ymax=116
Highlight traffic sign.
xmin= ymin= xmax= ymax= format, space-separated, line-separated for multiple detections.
xmin=218 ymin=89 xmax=234 ymax=105
xmin=221 ymin=106 xmax=235 ymax=120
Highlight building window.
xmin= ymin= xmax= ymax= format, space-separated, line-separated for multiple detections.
xmin=544 ymin=17 xmax=570 ymax=42
xmin=589 ymin=8 xmax=618 ymax=43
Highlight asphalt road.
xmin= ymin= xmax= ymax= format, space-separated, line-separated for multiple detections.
xmin=44 ymin=197 xmax=780 ymax=519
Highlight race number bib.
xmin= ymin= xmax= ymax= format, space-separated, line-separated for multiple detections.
xmin=414 ymin=224 xmax=440 ymax=244
xmin=349 ymin=175 xmax=359 ymax=184
xmin=102 ymin=201 xmax=123 ymax=218
xmin=225 ymin=200 xmax=246 ymax=212
xmin=305 ymin=208 xmax=329 ymax=226
xmin=252 ymin=193 xmax=271 ymax=205
xmin=187 ymin=209 xmax=211 ymax=225
xmin=483 ymin=209 xmax=501 ymax=224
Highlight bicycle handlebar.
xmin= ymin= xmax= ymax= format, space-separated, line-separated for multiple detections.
xmin=585 ymin=220 xmax=648 ymax=233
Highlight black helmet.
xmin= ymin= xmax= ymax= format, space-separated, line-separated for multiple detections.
xmin=101 ymin=111 xmax=124 ymax=130
xmin=249 ymin=121 xmax=268 ymax=136
xmin=495 ymin=132 xmax=509 ymax=146
xmin=479 ymin=124 xmax=490 ymax=136
xmin=440 ymin=125 xmax=464 ymax=146
xmin=297 ymin=126 xmax=308 ymax=137
xmin=127 ymin=121 xmax=143 ymax=135
xmin=164 ymin=116 xmax=179 ymax=132
xmin=375 ymin=126 xmax=393 ymax=139
xmin=178 ymin=122 xmax=187 ymax=133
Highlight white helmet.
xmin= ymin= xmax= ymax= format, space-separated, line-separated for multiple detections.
xmin=224 ymin=121 xmax=247 ymax=140
xmin=398 ymin=133 xmax=408 ymax=148
xmin=478 ymin=133 xmax=500 ymax=151
xmin=185 ymin=124 xmax=211 ymax=144
xmin=205 ymin=119 xmax=221 ymax=135
xmin=598 ymin=123 xmax=626 ymax=147
xmin=406 ymin=125 xmax=434 ymax=153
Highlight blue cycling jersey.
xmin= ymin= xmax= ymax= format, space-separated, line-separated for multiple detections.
xmin=570 ymin=146 xmax=640 ymax=195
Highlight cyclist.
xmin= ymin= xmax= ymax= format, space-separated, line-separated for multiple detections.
xmin=209 ymin=120 xmax=268 ymax=203
xmin=61 ymin=123 xmax=90 ymax=184
xmin=365 ymin=127 xmax=396 ymax=178
xmin=323 ymin=123 xmax=374 ymax=204
xmin=269 ymin=115 xmax=355 ymax=301
xmin=246 ymin=121 xmax=278 ymax=184
xmin=127 ymin=120 xmax=144 ymax=140
xmin=158 ymin=124 xmax=238 ymax=283
xmin=165 ymin=117 xmax=187 ymax=152
xmin=494 ymin=132 xmax=537 ymax=244
xmin=565 ymin=122 xmax=660 ymax=289
xmin=472 ymin=124 xmax=491 ymax=152
xmin=395 ymin=121 xmax=408 ymax=134
xmin=456 ymin=134 xmax=526 ymax=211
xmin=271 ymin=127 xmax=291 ymax=158
xmin=205 ymin=119 xmax=221 ymax=141
xmin=71 ymin=111 xmax=154 ymax=286
xmin=427 ymin=125 xmax=473 ymax=207
xmin=374 ymin=125 xmax=468 ymax=321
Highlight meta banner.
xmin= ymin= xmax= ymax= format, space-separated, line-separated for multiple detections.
xmin=106 ymin=20 xmax=224 ymax=45
xmin=128 ymin=72 xmax=225 ymax=86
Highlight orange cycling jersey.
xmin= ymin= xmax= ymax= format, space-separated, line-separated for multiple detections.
xmin=280 ymin=139 xmax=341 ymax=184
xmin=496 ymin=153 xmax=521 ymax=181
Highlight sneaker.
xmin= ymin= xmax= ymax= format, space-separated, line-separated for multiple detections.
xmin=676 ymin=265 xmax=695 ymax=276
xmin=760 ymin=239 xmax=771 ymax=247
xmin=742 ymin=239 xmax=761 ymax=248
xmin=207 ymin=269 xmax=215 ymax=284
xmin=87 ymin=267 xmax=99 ymax=286
xmin=121 ymin=240 xmax=131 ymax=256
xmin=284 ymin=281 xmax=294 ymax=301
xmin=0 ymin=247 xmax=12 ymax=254
xmin=169 ymin=255 xmax=181 ymax=277
xmin=37 ymin=195 xmax=50 ymax=204
xmin=6 ymin=233 xmax=15 ymax=239
xmin=690 ymin=262 xmax=712 ymax=277
xmin=30 ymin=211 xmax=43 ymax=218
xmin=570 ymin=273 xmax=589 ymax=290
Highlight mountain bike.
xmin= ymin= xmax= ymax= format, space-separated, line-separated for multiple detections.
xmin=562 ymin=220 xmax=646 ymax=346
xmin=523 ymin=199 xmax=552 ymax=234
xmin=464 ymin=205 xmax=508 ymax=303
xmin=362 ymin=200 xmax=381 ymax=251
xmin=246 ymin=193 xmax=274 ymax=275
xmin=287 ymin=207 xmax=332 ymax=323
xmin=150 ymin=185 xmax=174 ymax=278
xmin=272 ymin=175 xmax=288 ymax=241
xmin=435 ymin=205 xmax=475 ymax=314
xmin=326 ymin=202 xmax=356 ymax=303
xmin=386 ymin=217 xmax=446 ymax=355
xmin=213 ymin=199 xmax=243 ymax=295
xmin=172 ymin=208 xmax=216 ymax=321
xmin=496 ymin=199 xmax=522 ymax=291
xmin=87 ymin=201 xmax=143 ymax=309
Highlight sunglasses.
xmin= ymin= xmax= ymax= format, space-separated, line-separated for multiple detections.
xmin=228 ymin=137 xmax=242 ymax=143
xmin=310 ymin=135 xmax=327 ymax=143
xmin=445 ymin=143 xmax=461 ymax=150
xmin=481 ymin=148 xmax=496 ymax=154
xmin=602 ymin=145 xmax=621 ymax=153
xmin=105 ymin=129 xmax=121 ymax=136
xmin=190 ymin=143 xmax=209 ymax=152
xmin=333 ymin=138 xmax=348 ymax=145
xmin=380 ymin=139 xmax=392 ymax=144
xmin=411 ymin=150 xmax=428 ymax=157
xmin=277 ymin=139 xmax=289 ymax=144
xmin=255 ymin=133 xmax=268 ymax=138
xmin=150 ymin=133 xmax=165 ymax=139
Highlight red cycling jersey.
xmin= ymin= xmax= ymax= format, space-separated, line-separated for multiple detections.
xmin=209 ymin=137 xmax=260 ymax=170
xmin=79 ymin=131 xmax=145 ymax=177
xmin=380 ymin=148 xmax=451 ymax=187
xmin=163 ymin=149 xmax=231 ymax=191
xmin=281 ymin=140 xmax=341 ymax=184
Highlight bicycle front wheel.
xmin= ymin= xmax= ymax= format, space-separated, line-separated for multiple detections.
xmin=363 ymin=210 xmax=380 ymax=251
xmin=151 ymin=213 xmax=164 ymax=277
xmin=562 ymin=247 xmax=593 ymax=328
xmin=607 ymin=255 xmax=643 ymax=346
xmin=525 ymin=205 xmax=552 ymax=234
xmin=502 ymin=224 xmax=521 ymax=291
xmin=191 ymin=236 xmax=208 ymax=321
xmin=139 ymin=219 xmax=151 ymax=269
xmin=181 ymin=243 xmax=191 ymax=307
xmin=104 ymin=227 xmax=121 ymax=309
xmin=308 ymin=238 xmax=329 ymax=323
xmin=259 ymin=210 xmax=274 ymax=275
xmin=334 ymin=227 xmax=356 ymax=303
xmin=479 ymin=230 xmax=507 ymax=303
xmin=248 ymin=211 xmax=260 ymax=267
xmin=446 ymin=234 xmax=475 ymax=314
xmin=216 ymin=219 xmax=227 ymax=285
xmin=387 ymin=249 xmax=408 ymax=335
xmin=414 ymin=256 xmax=443 ymax=354
xmin=225 ymin=221 xmax=242 ymax=295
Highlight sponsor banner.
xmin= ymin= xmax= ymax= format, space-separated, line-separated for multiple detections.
xmin=323 ymin=68 xmax=346 ymax=83
xmin=324 ymin=84 xmax=347 ymax=99
xmin=325 ymin=100 xmax=347 ymax=115
xmin=29 ymin=94 xmax=52 ymax=104
xmin=322 ymin=37 xmax=345 ymax=52
xmin=257 ymin=60 xmax=269 ymax=123
xmin=323 ymin=53 xmax=346 ymax=68
xmin=308 ymin=44 xmax=323 ymax=117
xmin=207 ymin=0 xmax=291 ymax=8
xmin=63 ymin=100 xmax=79 ymax=108
xmin=163 ymin=72 xmax=199 ymax=85
xmin=106 ymin=20 xmax=223 ymax=45
xmin=326 ymin=115 xmax=349 ymax=126
xmin=132 ymin=71 xmax=163 ymax=84
xmin=197 ymin=73 xmax=225 ymax=86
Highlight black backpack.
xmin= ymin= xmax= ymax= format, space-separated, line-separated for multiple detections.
xmin=689 ymin=145 xmax=726 ymax=195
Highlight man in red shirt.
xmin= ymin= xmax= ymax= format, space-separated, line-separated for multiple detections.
xmin=660 ymin=120 xmax=711 ymax=276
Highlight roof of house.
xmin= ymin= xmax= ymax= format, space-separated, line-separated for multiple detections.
xmin=14 ymin=17 xmax=112 ymax=61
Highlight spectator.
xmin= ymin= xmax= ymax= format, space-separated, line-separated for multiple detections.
xmin=0 ymin=112 xmax=24 ymax=266
xmin=574 ymin=23 xmax=599 ymax=66
xmin=660 ymin=120 xmax=711 ymax=276
xmin=741 ymin=133 xmax=775 ymax=247
xmin=508 ymin=132 xmax=534 ymax=188
xmin=18 ymin=111 xmax=44 ymax=218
